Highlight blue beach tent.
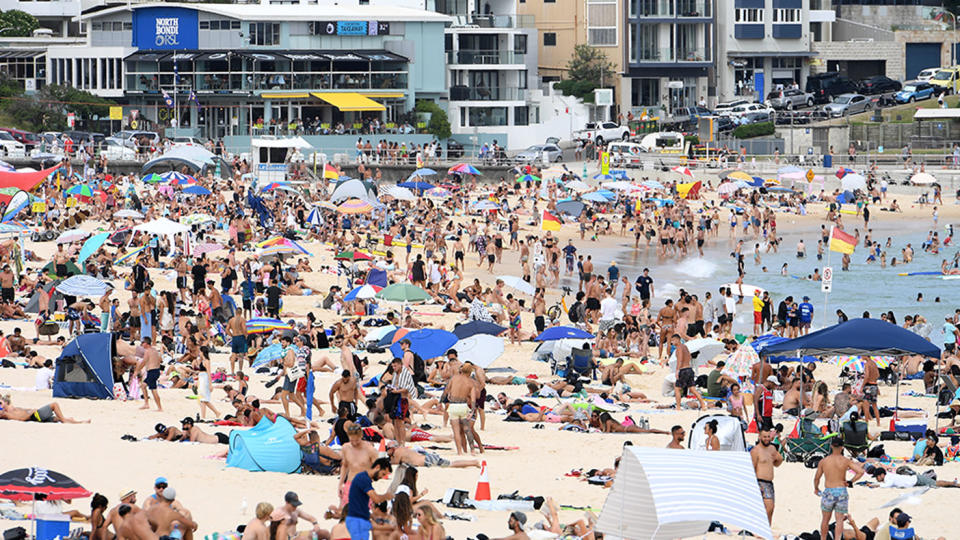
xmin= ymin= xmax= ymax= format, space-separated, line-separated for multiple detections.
xmin=53 ymin=333 xmax=115 ymax=399
xmin=226 ymin=416 xmax=301 ymax=473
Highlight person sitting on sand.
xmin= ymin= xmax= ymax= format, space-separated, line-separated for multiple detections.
xmin=386 ymin=442 xmax=481 ymax=469
xmin=241 ymin=502 xmax=273 ymax=540
xmin=588 ymin=410 xmax=668 ymax=434
xmin=600 ymin=358 xmax=646 ymax=386
xmin=179 ymin=416 xmax=229 ymax=444
xmin=145 ymin=487 xmax=197 ymax=540
xmin=492 ymin=511 xmax=529 ymax=540
xmin=0 ymin=395 xmax=89 ymax=424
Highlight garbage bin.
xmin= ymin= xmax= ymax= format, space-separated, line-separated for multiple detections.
xmin=823 ymin=154 xmax=833 ymax=168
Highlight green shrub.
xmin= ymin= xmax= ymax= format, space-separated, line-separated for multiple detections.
xmin=732 ymin=121 xmax=775 ymax=139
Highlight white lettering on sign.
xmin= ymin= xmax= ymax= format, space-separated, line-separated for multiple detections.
xmin=155 ymin=17 xmax=180 ymax=47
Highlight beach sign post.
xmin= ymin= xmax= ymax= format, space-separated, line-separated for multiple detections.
xmin=821 ymin=266 xmax=832 ymax=293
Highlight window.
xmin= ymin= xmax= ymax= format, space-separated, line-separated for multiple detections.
xmin=200 ymin=21 xmax=209 ymax=30
xmin=91 ymin=22 xmax=101 ymax=31
xmin=544 ymin=32 xmax=556 ymax=46
xmin=588 ymin=0 xmax=618 ymax=46
xmin=112 ymin=21 xmax=123 ymax=31
xmin=629 ymin=24 xmax=637 ymax=63
xmin=773 ymin=8 xmax=801 ymax=23
xmin=735 ymin=8 xmax=764 ymax=22
xmin=514 ymin=34 xmax=527 ymax=55
xmin=518 ymin=70 xmax=528 ymax=89
xmin=124 ymin=22 xmax=132 ymax=30
xmin=515 ymin=106 xmax=529 ymax=126
xmin=249 ymin=22 xmax=280 ymax=45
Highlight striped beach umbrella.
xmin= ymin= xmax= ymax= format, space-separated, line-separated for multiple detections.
xmin=337 ymin=198 xmax=374 ymax=214
xmin=448 ymin=163 xmax=481 ymax=175
xmin=424 ymin=187 xmax=451 ymax=199
xmin=142 ymin=173 xmax=165 ymax=184
xmin=115 ymin=244 xmax=149 ymax=265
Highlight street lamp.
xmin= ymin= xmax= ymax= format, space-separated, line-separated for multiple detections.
xmin=932 ymin=9 xmax=957 ymax=67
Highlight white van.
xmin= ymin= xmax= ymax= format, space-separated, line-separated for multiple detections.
xmin=637 ymin=131 xmax=686 ymax=154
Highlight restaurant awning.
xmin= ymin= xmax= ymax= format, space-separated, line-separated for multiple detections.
xmin=124 ymin=51 xmax=170 ymax=62
xmin=261 ymin=93 xmax=311 ymax=99
xmin=0 ymin=50 xmax=45 ymax=59
xmin=311 ymin=92 xmax=386 ymax=112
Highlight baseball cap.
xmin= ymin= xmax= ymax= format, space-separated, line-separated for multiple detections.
xmin=162 ymin=487 xmax=176 ymax=501
xmin=803 ymin=296 xmax=810 ymax=301
xmin=510 ymin=511 xmax=527 ymax=526
xmin=181 ymin=416 xmax=194 ymax=425
xmin=154 ymin=423 xmax=167 ymax=434
xmin=895 ymin=512 xmax=911 ymax=527
xmin=766 ymin=375 xmax=779 ymax=384
xmin=284 ymin=491 xmax=302 ymax=507
xmin=154 ymin=477 xmax=168 ymax=486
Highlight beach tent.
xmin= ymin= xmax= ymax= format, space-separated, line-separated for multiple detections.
xmin=750 ymin=334 xmax=817 ymax=364
xmin=25 ymin=280 xmax=63 ymax=313
xmin=41 ymin=260 xmax=82 ymax=278
xmin=759 ymin=318 xmax=940 ymax=358
xmin=676 ymin=181 xmax=702 ymax=199
xmin=141 ymin=146 xmax=230 ymax=177
xmin=687 ymin=414 xmax=746 ymax=451
xmin=53 ymin=333 xmax=115 ymax=400
xmin=226 ymin=416 xmax=301 ymax=473
xmin=596 ymin=446 xmax=773 ymax=539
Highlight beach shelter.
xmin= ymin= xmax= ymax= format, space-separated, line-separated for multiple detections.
xmin=595 ymin=446 xmax=773 ymax=539
xmin=25 ymin=281 xmax=63 ymax=313
xmin=41 ymin=260 xmax=82 ymax=278
xmin=53 ymin=333 xmax=115 ymax=400
xmin=56 ymin=275 xmax=112 ymax=297
xmin=687 ymin=414 xmax=747 ymax=451
xmin=676 ymin=181 xmax=702 ymax=199
xmin=453 ymin=320 xmax=507 ymax=339
xmin=226 ymin=416 xmax=301 ymax=473
xmin=451 ymin=334 xmax=504 ymax=368
xmin=759 ymin=318 xmax=940 ymax=358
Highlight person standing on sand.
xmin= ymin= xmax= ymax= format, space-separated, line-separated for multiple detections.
xmin=345 ymin=458 xmax=394 ymax=540
xmin=751 ymin=427 xmax=782 ymax=524
xmin=672 ymin=334 xmax=705 ymax=410
xmin=862 ymin=356 xmax=880 ymax=426
xmin=145 ymin=487 xmax=197 ymax=540
xmin=226 ymin=310 xmax=247 ymax=374
xmin=814 ymin=438 xmax=865 ymax=540
xmin=136 ymin=337 xmax=162 ymax=412
xmin=337 ymin=424 xmax=377 ymax=514
xmin=442 ymin=363 xmax=478 ymax=455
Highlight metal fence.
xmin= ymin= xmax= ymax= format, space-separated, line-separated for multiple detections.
xmin=849 ymin=122 xmax=960 ymax=151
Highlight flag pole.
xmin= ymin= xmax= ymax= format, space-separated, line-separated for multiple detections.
xmin=823 ymin=226 xmax=833 ymax=330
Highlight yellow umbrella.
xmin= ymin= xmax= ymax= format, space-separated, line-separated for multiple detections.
xmin=337 ymin=198 xmax=374 ymax=214
xmin=725 ymin=171 xmax=753 ymax=182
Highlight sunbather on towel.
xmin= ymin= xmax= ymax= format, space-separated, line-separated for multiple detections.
xmin=505 ymin=401 xmax=580 ymax=423
xmin=386 ymin=443 xmax=481 ymax=469
xmin=588 ymin=410 xmax=667 ymax=434
xmin=0 ymin=395 xmax=89 ymax=424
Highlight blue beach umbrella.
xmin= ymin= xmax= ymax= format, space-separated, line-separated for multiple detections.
xmin=388 ymin=328 xmax=458 ymax=360
xmin=183 ymin=185 xmax=212 ymax=196
xmin=534 ymin=326 xmax=594 ymax=341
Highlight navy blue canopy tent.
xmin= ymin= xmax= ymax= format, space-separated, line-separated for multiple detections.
xmin=759 ymin=318 xmax=941 ymax=358
xmin=750 ymin=334 xmax=817 ymax=363
xmin=53 ymin=333 xmax=116 ymax=399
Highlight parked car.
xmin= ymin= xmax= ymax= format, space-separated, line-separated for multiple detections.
xmin=917 ymin=68 xmax=940 ymax=82
xmin=823 ymin=93 xmax=871 ymax=117
xmin=806 ymin=72 xmax=859 ymax=104
xmin=64 ymin=131 xmax=105 ymax=145
xmin=858 ymin=75 xmax=901 ymax=95
xmin=514 ymin=144 xmax=562 ymax=163
xmin=170 ymin=136 xmax=203 ymax=146
xmin=894 ymin=81 xmax=936 ymax=103
xmin=0 ymin=128 xmax=40 ymax=151
xmin=929 ymin=67 xmax=960 ymax=94
xmin=107 ymin=130 xmax=159 ymax=149
xmin=739 ymin=111 xmax=772 ymax=125
xmin=572 ymin=121 xmax=631 ymax=145
xmin=100 ymin=138 xmax=138 ymax=160
xmin=766 ymin=88 xmax=815 ymax=110
xmin=719 ymin=102 xmax=774 ymax=118
xmin=713 ymin=99 xmax=751 ymax=115
xmin=446 ymin=139 xmax=464 ymax=159
xmin=0 ymin=131 xmax=25 ymax=156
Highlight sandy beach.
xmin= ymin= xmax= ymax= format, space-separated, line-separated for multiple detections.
xmin=1 ymin=163 xmax=959 ymax=540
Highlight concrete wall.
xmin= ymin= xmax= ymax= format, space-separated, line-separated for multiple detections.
xmin=837 ymin=5 xmax=934 ymax=31
xmin=777 ymin=125 xmax=849 ymax=155
xmin=811 ymin=40 xmax=903 ymax=79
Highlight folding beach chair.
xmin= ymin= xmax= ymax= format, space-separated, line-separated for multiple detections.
xmin=841 ymin=419 xmax=871 ymax=457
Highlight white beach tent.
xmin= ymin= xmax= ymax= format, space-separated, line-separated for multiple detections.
xmin=133 ymin=217 xmax=191 ymax=256
xmin=595 ymin=447 xmax=773 ymax=540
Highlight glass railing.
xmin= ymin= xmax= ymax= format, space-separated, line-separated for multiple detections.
xmin=633 ymin=0 xmax=710 ymax=17
xmin=634 ymin=0 xmax=674 ymax=17
xmin=125 ymin=71 xmax=409 ymax=92
xmin=677 ymin=0 xmax=710 ymax=17
xmin=447 ymin=50 xmax=525 ymax=64
xmin=633 ymin=48 xmax=709 ymax=62
xmin=450 ymin=14 xmax=536 ymax=28
xmin=449 ymin=86 xmax=522 ymax=101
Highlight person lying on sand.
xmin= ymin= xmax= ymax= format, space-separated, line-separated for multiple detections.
xmin=147 ymin=423 xmax=185 ymax=441
xmin=386 ymin=442 xmax=481 ymax=469
xmin=588 ymin=410 xmax=667 ymax=434
xmin=179 ymin=417 xmax=229 ymax=444
xmin=0 ymin=395 xmax=89 ymax=424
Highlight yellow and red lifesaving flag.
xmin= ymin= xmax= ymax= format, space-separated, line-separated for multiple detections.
xmin=541 ymin=210 xmax=562 ymax=231
xmin=323 ymin=163 xmax=339 ymax=180
xmin=829 ymin=227 xmax=857 ymax=254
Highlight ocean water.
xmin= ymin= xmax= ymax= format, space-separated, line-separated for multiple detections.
xmin=559 ymin=219 xmax=957 ymax=336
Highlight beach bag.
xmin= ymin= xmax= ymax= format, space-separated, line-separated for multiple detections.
xmin=938 ymin=388 xmax=953 ymax=407
xmin=412 ymin=353 xmax=426 ymax=384
xmin=895 ymin=466 xmax=916 ymax=476
xmin=867 ymin=444 xmax=885 ymax=458
xmin=113 ymin=382 xmax=128 ymax=401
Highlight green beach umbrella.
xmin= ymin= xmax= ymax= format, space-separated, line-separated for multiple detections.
xmin=376 ymin=283 xmax=431 ymax=303
xmin=142 ymin=173 xmax=165 ymax=184
xmin=517 ymin=174 xmax=541 ymax=183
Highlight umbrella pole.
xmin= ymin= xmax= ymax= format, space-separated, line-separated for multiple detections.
xmin=935 ymin=353 xmax=944 ymax=431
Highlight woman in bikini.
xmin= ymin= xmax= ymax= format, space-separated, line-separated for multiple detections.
xmin=414 ymin=506 xmax=445 ymax=540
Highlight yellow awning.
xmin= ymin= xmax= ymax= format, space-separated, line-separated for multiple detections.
xmin=311 ymin=92 xmax=386 ymax=112
xmin=261 ymin=92 xmax=311 ymax=99
xmin=363 ymin=92 xmax=405 ymax=99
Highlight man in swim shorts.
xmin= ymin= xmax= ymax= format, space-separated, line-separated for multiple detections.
xmin=441 ymin=363 xmax=478 ymax=455
xmin=387 ymin=444 xmax=481 ymax=469
xmin=0 ymin=395 xmax=89 ymax=423
xmin=227 ymin=311 xmax=248 ymax=374
xmin=815 ymin=438 xmax=864 ymax=540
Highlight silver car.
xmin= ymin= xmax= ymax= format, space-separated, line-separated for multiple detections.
xmin=823 ymin=93 xmax=871 ymax=117
xmin=766 ymin=88 xmax=814 ymax=110
xmin=514 ymin=144 xmax=562 ymax=163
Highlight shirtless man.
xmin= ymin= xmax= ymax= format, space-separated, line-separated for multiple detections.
xmin=207 ymin=281 xmax=224 ymax=323
xmin=271 ymin=492 xmax=327 ymax=540
xmin=106 ymin=491 xmax=138 ymax=537
xmin=128 ymin=291 xmax=142 ymax=342
xmin=336 ymin=424 xmax=377 ymax=514
xmin=0 ymin=395 xmax=89 ymax=423
xmin=862 ymin=357 xmax=880 ymax=426
xmin=0 ymin=265 xmax=15 ymax=305
xmin=180 ymin=417 xmax=229 ymax=444
xmin=98 ymin=288 xmax=113 ymax=332
xmin=441 ymin=363 xmax=478 ymax=455
xmin=226 ymin=311 xmax=247 ymax=374
xmin=54 ymin=244 xmax=70 ymax=278
xmin=328 ymin=370 xmax=359 ymax=418
xmin=494 ymin=512 xmax=529 ymax=540
xmin=657 ymin=300 xmax=677 ymax=359
xmin=136 ymin=337 xmax=163 ymax=411
xmin=145 ymin=487 xmax=197 ymax=540
xmin=781 ymin=378 xmax=807 ymax=417
xmin=667 ymin=425 xmax=685 ymax=449
xmin=116 ymin=504 xmax=157 ymax=540
xmin=241 ymin=503 xmax=273 ymax=540
xmin=751 ymin=428 xmax=783 ymax=524
xmin=469 ymin=361 xmax=487 ymax=431
xmin=338 ymin=337 xmax=356 ymax=376
xmin=139 ymin=286 xmax=156 ymax=343
xmin=672 ymin=334 xmax=705 ymax=410
xmin=386 ymin=443 xmax=481 ymax=469
xmin=600 ymin=359 xmax=644 ymax=386
xmin=814 ymin=438 xmax=865 ymax=540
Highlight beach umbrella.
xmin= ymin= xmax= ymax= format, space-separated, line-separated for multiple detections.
xmin=180 ymin=213 xmax=215 ymax=226
xmin=726 ymin=343 xmax=760 ymax=376
xmin=252 ymin=343 xmax=287 ymax=367
xmin=601 ymin=181 xmax=640 ymax=192
xmin=398 ymin=180 xmax=435 ymax=192
xmin=384 ymin=185 xmax=416 ymax=202
xmin=344 ymin=284 xmax=383 ymax=302
xmin=668 ymin=338 xmax=725 ymax=370
xmin=555 ymin=200 xmax=585 ymax=218
xmin=452 ymin=334 xmax=504 ymax=368
xmin=717 ymin=182 xmax=740 ymax=196
xmin=564 ymin=180 xmax=591 ymax=192
xmin=377 ymin=327 xmax=412 ymax=347
xmin=56 ymin=275 xmax=112 ymax=297
xmin=452 ymin=320 xmax=507 ymax=340
xmin=497 ymin=275 xmax=536 ymax=295
xmin=65 ymin=185 xmax=94 ymax=198
xmin=306 ymin=206 xmax=323 ymax=227
xmin=77 ymin=232 xmax=110 ymax=267
xmin=672 ymin=166 xmax=694 ymax=177
xmin=424 ymin=187 xmax=452 ymax=199
xmin=366 ymin=325 xmax=398 ymax=343
xmin=182 ymin=185 xmax=212 ymax=196
xmin=641 ymin=179 xmax=665 ymax=190
xmin=331 ymin=179 xmax=375 ymax=203
xmin=338 ymin=198 xmax=374 ymax=214
xmin=840 ymin=173 xmax=865 ymax=191
xmin=114 ymin=244 xmax=149 ymax=265
xmin=335 ymin=250 xmax=372 ymax=262
xmin=582 ymin=192 xmax=611 ymax=203
xmin=260 ymin=181 xmax=290 ymax=192
xmin=258 ymin=244 xmax=298 ymax=257
xmin=114 ymin=209 xmax=144 ymax=219
xmin=517 ymin=174 xmax=541 ymax=183
xmin=831 ymin=355 xmax=892 ymax=371
xmin=449 ymin=163 xmax=481 ymax=175
xmin=407 ymin=168 xmax=437 ymax=180
xmin=471 ymin=200 xmax=499 ymax=211
xmin=193 ymin=243 xmax=223 ymax=256
xmin=56 ymin=228 xmax=90 ymax=244
xmin=592 ymin=173 xmax=616 ymax=182
xmin=0 ymin=160 xmax=14 ymax=172
xmin=141 ymin=173 xmax=165 ymax=184
xmin=910 ymin=172 xmax=936 ymax=185
xmin=535 ymin=326 xmax=594 ymax=341
xmin=0 ymin=468 xmax=92 ymax=501
xmin=376 ymin=283 xmax=431 ymax=303
xmin=247 ymin=317 xmax=292 ymax=330
xmin=389 ymin=328 xmax=458 ymax=360
xmin=725 ymin=171 xmax=753 ymax=182
xmin=164 ymin=175 xmax=198 ymax=187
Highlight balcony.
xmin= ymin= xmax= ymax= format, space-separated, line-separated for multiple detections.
xmin=633 ymin=48 xmax=710 ymax=63
xmin=633 ymin=0 xmax=710 ymax=18
xmin=446 ymin=50 xmax=525 ymax=65
xmin=125 ymin=70 xmax=409 ymax=94
xmin=449 ymin=14 xmax=536 ymax=29
xmin=449 ymin=85 xmax=523 ymax=101
xmin=677 ymin=0 xmax=711 ymax=17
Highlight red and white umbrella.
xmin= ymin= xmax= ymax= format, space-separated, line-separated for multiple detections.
xmin=672 ymin=166 xmax=694 ymax=177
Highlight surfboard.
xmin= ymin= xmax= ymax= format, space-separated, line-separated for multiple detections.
xmin=721 ymin=282 xmax=766 ymax=296
xmin=897 ymin=271 xmax=943 ymax=276
xmin=942 ymin=275 xmax=960 ymax=280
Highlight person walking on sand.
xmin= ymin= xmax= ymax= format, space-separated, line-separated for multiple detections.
xmin=751 ymin=427 xmax=782 ymax=524
xmin=226 ymin=310 xmax=247 ymax=374
xmin=672 ymin=334 xmax=705 ymax=410
xmin=136 ymin=337 xmax=163 ymax=412
xmin=814 ymin=438 xmax=865 ymax=540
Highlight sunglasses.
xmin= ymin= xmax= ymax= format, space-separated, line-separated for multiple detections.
xmin=155 ymin=483 xmax=168 ymax=489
